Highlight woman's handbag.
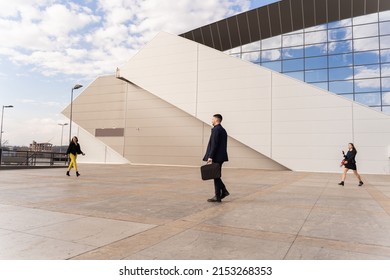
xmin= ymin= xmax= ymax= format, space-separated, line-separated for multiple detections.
xmin=200 ymin=163 xmax=221 ymax=180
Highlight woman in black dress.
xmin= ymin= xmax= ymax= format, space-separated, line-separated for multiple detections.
xmin=338 ymin=143 xmax=363 ymax=186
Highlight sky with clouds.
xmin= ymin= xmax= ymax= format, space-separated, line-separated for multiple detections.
xmin=0 ymin=0 xmax=279 ymax=147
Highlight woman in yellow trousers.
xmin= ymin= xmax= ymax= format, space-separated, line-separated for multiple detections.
xmin=66 ymin=136 xmax=85 ymax=177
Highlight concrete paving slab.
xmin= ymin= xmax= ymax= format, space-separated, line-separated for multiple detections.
xmin=0 ymin=232 xmax=94 ymax=260
xmin=25 ymin=217 xmax=156 ymax=247
xmin=126 ymin=229 xmax=292 ymax=260
xmin=0 ymin=164 xmax=390 ymax=260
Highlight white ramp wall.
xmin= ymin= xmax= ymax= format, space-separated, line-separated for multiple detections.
xmin=118 ymin=32 xmax=390 ymax=174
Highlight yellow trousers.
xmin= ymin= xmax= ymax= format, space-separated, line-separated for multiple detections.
xmin=68 ymin=154 xmax=78 ymax=171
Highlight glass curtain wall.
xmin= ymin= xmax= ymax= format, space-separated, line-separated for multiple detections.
xmin=226 ymin=11 xmax=390 ymax=113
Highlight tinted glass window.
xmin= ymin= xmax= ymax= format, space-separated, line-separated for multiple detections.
xmin=329 ymin=67 xmax=353 ymax=81
xmin=282 ymin=47 xmax=304 ymax=59
xmin=354 ymin=37 xmax=379 ymax=51
xmin=382 ymin=92 xmax=390 ymax=105
xmin=261 ymin=61 xmax=281 ymax=72
xmin=328 ymin=27 xmax=352 ymax=41
xmin=282 ymin=59 xmax=304 ymax=72
xmin=305 ymin=43 xmax=327 ymax=57
xmin=242 ymin=52 xmax=260 ymax=63
xmin=380 ymin=22 xmax=390 ymax=35
xmin=355 ymin=78 xmax=381 ymax=93
xmin=354 ymin=51 xmax=380 ymax=65
xmin=305 ymin=69 xmax=328 ymax=82
xmin=328 ymin=40 xmax=352 ymax=54
xmin=354 ymin=65 xmax=380 ymax=79
xmin=382 ymin=78 xmax=390 ymax=91
xmin=283 ymin=33 xmax=304 ymax=47
xmin=262 ymin=36 xmax=281 ymax=49
xmin=305 ymin=31 xmax=327 ymax=44
xmin=285 ymin=71 xmax=304 ymax=81
xmin=381 ymin=49 xmax=390 ymax=63
xmin=310 ymin=82 xmax=329 ymax=91
xmin=261 ymin=49 xmax=281 ymax=62
xmin=329 ymin=54 xmax=353 ymax=68
xmin=353 ymin=23 xmax=378 ymax=38
xmin=305 ymin=56 xmax=328 ymax=70
xmin=353 ymin=13 xmax=378 ymax=25
xmin=355 ymin=92 xmax=381 ymax=106
xmin=329 ymin=81 xmax=353 ymax=94
xmin=381 ymin=35 xmax=390 ymax=49
xmin=382 ymin=63 xmax=390 ymax=77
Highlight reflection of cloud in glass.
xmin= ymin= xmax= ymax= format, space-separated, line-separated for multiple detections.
xmin=382 ymin=92 xmax=390 ymax=105
xmin=353 ymin=13 xmax=378 ymax=25
xmin=282 ymin=33 xmax=303 ymax=47
xmin=241 ymin=42 xmax=260 ymax=52
xmin=382 ymin=65 xmax=390 ymax=76
xmin=305 ymin=43 xmax=327 ymax=57
xmin=328 ymin=18 xmax=352 ymax=29
xmin=355 ymin=92 xmax=381 ymax=106
xmin=305 ymin=24 xmax=327 ymax=32
xmin=380 ymin=10 xmax=390 ymax=21
xmin=262 ymin=49 xmax=281 ymax=61
xmin=262 ymin=35 xmax=281 ymax=49
xmin=355 ymin=51 xmax=380 ymax=65
xmin=354 ymin=37 xmax=379 ymax=51
xmin=382 ymin=78 xmax=390 ymax=90
xmin=354 ymin=23 xmax=378 ymax=38
xmin=328 ymin=27 xmax=352 ymax=41
xmin=353 ymin=65 xmax=380 ymax=79
xmin=355 ymin=78 xmax=381 ymax=92
xmin=282 ymin=47 xmax=303 ymax=59
xmin=381 ymin=35 xmax=390 ymax=49
xmin=382 ymin=49 xmax=390 ymax=63
xmin=242 ymin=51 xmax=260 ymax=63
xmin=305 ymin=30 xmax=327 ymax=44
xmin=329 ymin=40 xmax=352 ymax=54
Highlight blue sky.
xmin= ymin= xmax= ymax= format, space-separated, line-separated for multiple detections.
xmin=0 ymin=0 xmax=279 ymax=146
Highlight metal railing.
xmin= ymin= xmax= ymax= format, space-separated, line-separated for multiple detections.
xmin=0 ymin=149 xmax=68 ymax=167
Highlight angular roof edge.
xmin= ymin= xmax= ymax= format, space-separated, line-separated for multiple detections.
xmin=179 ymin=0 xmax=390 ymax=51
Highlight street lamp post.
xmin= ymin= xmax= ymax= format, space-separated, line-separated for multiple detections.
xmin=69 ymin=84 xmax=83 ymax=143
xmin=0 ymin=105 xmax=14 ymax=148
xmin=58 ymin=123 xmax=68 ymax=153
xmin=0 ymin=105 xmax=14 ymax=165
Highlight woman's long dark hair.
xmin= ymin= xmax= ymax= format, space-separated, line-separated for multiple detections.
xmin=349 ymin=143 xmax=357 ymax=153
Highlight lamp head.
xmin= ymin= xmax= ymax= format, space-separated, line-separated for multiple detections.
xmin=73 ymin=84 xmax=83 ymax=90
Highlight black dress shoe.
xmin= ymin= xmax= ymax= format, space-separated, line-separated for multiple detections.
xmin=76 ymin=171 xmax=80 ymax=177
xmin=221 ymin=191 xmax=230 ymax=199
xmin=358 ymin=181 xmax=364 ymax=186
xmin=66 ymin=171 xmax=70 ymax=176
xmin=207 ymin=196 xmax=221 ymax=203
xmin=338 ymin=181 xmax=344 ymax=186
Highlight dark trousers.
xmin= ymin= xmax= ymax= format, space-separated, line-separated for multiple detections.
xmin=214 ymin=162 xmax=228 ymax=198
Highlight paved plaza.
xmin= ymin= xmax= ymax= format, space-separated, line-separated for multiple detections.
xmin=0 ymin=164 xmax=390 ymax=260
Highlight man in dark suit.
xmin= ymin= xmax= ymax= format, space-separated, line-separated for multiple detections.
xmin=203 ymin=114 xmax=229 ymax=203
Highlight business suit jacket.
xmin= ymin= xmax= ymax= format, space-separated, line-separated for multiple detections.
xmin=203 ymin=124 xmax=228 ymax=163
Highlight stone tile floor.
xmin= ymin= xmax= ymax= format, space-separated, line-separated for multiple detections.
xmin=0 ymin=164 xmax=389 ymax=260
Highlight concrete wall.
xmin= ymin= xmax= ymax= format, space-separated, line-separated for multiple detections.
xmin=118 ymin=32 xmax=390 ymax=174
xmin=63 ymin=75 xmax=286 ymax=170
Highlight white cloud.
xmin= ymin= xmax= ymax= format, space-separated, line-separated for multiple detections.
xmin=0 ymin=0 xmax=251 ymax=79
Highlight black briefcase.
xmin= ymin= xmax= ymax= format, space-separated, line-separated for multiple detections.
xmin=200 ymin=163 xmax=221 ymax=180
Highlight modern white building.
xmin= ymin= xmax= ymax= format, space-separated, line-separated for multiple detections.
xmin=63 ymin=0 xmax=390 ymax=174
